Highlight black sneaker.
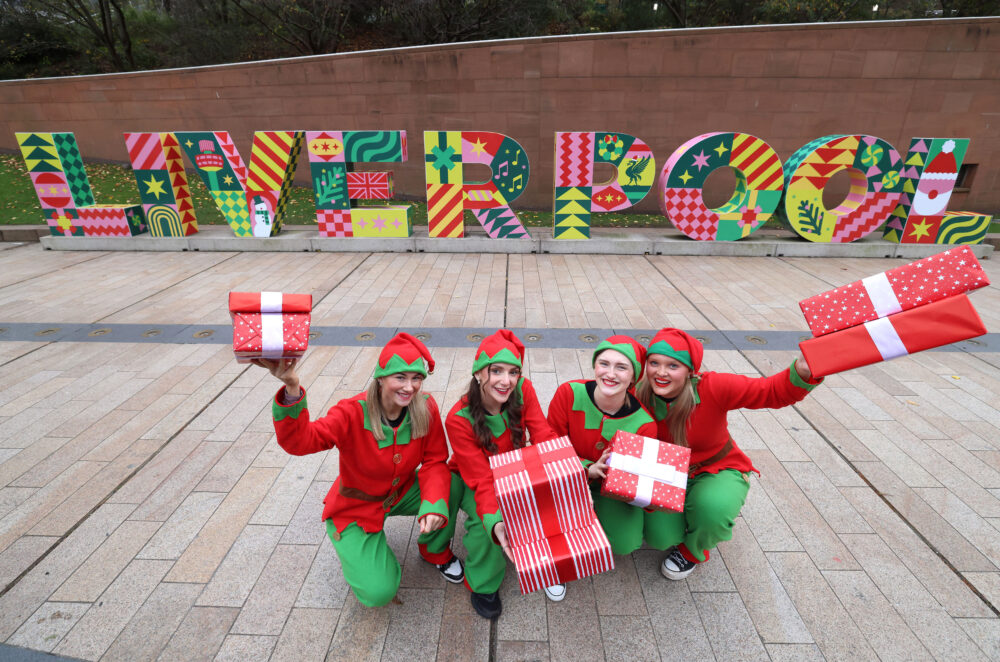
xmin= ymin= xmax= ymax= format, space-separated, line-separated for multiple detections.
xmin=436 ymin=557 xmax=464 ymax=584
xmin=470 ymin=590 xmax=502 ymax=619
xmin=660 ymin=547 xmax=697 ymax=580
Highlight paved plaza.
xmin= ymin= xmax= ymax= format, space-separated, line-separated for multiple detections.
xmin=0 ymin=242 xmax=999 ymax=661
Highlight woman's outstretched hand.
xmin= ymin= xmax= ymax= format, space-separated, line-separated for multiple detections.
xmin=793 ymin=354 xmax=813 ymax=382
xmin=419 ymin=514 xmax=446 ymax=534
xmin=252 ymin=358 xmax=301 ymax=398
xmin=587 ymin=448 xmax=612 ymax=481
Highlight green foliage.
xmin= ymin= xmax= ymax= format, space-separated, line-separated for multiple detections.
xmin=796 ymin=199 xmax=824 ymax=235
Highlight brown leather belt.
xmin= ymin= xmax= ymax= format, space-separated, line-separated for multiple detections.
xmin=339 ymin=484 xmax=400 ymax=509
xmin=689 ymin=438 xmax=734 ymax=474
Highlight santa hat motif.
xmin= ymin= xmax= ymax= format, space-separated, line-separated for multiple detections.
xmin=472 ymin=329 xmax=524 ymax=374
xmin=593 ymin=335 xmax=646 ymax=382
xmin=646 ymin=328 xmax=704 ymax=373
xmin=374 ymin=332 xmax=435 ymax=378
xmin=923 ymin=140 xmax=958 ymax=181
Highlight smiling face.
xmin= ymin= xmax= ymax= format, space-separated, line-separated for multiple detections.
xmin=379 ymin=371 xmax=424 ymax=417
xmin=645 ymin=354 xmax=690 ymax=399
xmin=476 ymin=362 xmax=521 ymax=414
xmin=593 ymin=349 xmax=634 ymax=401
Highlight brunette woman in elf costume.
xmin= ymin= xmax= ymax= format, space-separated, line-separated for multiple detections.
xmin=547 ymin=335 xmax=669 ymax=557
xmin=444 ymin=330 xmax=563 ymax=618
xmin=635 ymin=328 xmax=822 ymax=580
xmin=255 ymin=333 xmax=464 ymax=607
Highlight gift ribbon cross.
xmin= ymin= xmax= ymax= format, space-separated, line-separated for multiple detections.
xmin=607 ymin=438 xmax=688 ymax=509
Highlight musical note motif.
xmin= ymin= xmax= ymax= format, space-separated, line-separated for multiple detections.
xmin=512 ymin=150 xmax=521 ymax=167
xmin=508 ymin=174 xmax=523 ymax=193
xmin=498 ymin=161 xmax=509 ymax=177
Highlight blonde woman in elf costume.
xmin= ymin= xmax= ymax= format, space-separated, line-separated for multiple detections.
xmin=444 ymin=330 xmax=564 ymax=618
xmin=547 ymin=335 xmax=667 ymax=557
xmin=635 ymin=328 xmax=822 ymax=580
xmin=255 ymin=332 xmax=464 ymax=607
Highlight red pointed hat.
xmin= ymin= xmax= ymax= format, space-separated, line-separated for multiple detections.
xmin=472 ymin=329 xmax=524 ymax=373
xmin=374 ymin=332 xmax=435 ymax=378
xmin=646 ymin=328 xmax=703 ymax=373
xmin=592 ymin=334 xmax=646 ymax=382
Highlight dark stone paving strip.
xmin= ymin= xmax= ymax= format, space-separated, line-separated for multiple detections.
xmin=0 ymin=323 xmax=996 ymax=353
xmin=0 ymin=643 xmax=84 ymax=661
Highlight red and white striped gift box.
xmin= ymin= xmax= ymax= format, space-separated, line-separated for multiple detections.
xmin=601 ymin=431 xmax=690 ymax=513
xmin=229 ymin=291 xmax=312 ymax=362
xmin=490 ymin=436 xmax=614 ymax=594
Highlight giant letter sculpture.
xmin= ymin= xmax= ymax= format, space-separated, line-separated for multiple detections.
xmin=17 ymin=132 xmax=146 ymax=237
xmin=124 ymin=132 xmax=199 ymax=237
xmin=659 ymin=132 xmax=783 ymax=241
xmin=554 ymin=132 xmax=656 ymax=240
xmin=425 ymin=131 xmax=531 ymax=239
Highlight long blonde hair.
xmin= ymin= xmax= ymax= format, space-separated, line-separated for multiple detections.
xmin=636 ymin=375 xmax=696 ymax=448
xmin=365 ymin=377 xmax=430 ymax=441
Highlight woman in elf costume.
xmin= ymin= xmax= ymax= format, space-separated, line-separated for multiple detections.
xmin=635 ymin=328 xmax=822 ymax=580
xmin=255 ymin=332 xmax=464 ymax=607
xmin=444 ymin=330 xmax=562 ymax=618
xmin=547 ymin=335 xmax=668 ymax=557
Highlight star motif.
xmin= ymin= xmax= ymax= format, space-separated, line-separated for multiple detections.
xmin=143 ymin=175 xmax=167 ymax=200
xmin=185 ymin=140 xmax=193 ymax=148
xmin=471 ymin=138 xmax=487 ymax=155
xmin=223 ymin=175 xmax=234 ymax=185
xmin=678 ymin=170 xmax=693 ymax=185
xmin=692 ymin=151 xmax=711 ymax=170
xmin=908 ymin=219 xmax=932 ymax=240
xmin=713 ymin=143 xmax=729 ymax=157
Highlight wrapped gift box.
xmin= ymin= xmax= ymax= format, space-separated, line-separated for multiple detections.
xmin=799 ymin=246 xmax=989 ymax=337
xmin=229 ymin=291 xmax=312 ymax=363
xmin=601 ymin=431 xmax=690 ymax=513
xmin=799 ymin=294 xmax=986 ymax=378
xmin=490 ymin=436 xmax=613 ymax=594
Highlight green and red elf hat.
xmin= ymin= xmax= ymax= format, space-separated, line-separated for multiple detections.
xmin=592 ymin=335 xmax=646 ymax=382
xmin=646 ymin=328 xmax=704 ymax=373
xmin=373 ymin=332 xmax=435 ymax=378
xmin=471 ymin=329 xmax=525 ymax=374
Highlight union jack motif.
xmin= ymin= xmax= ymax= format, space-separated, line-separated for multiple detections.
xmin=347 ymin=171 xmax=393 ymax=200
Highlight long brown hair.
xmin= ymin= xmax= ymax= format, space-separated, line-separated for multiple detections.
xmin=465 ymin=377 xmax=524 ymax=454
xmin=636 ymin=375 xmax=696 ymax=448
xmin=365 ymin=377 xmax=430 ymax=442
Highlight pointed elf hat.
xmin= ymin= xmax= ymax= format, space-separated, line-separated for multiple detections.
xmin=592 ymin=335 xmax=646 ymax=382
xmin=646 ymin=328 xmax=703 ymax=373
xmin=373 ymin=332 xmax=435 ymax=379
xmin=471 ymin=329 xmax=524 ymax=374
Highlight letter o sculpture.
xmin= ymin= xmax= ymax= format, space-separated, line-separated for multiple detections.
xmin=778 ymin=134 xmax=904 ymax=243
xmin=660 ymin=132 xmax=785 ymax=241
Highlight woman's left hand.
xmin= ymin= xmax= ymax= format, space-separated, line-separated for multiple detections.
xmin=793 ymin=354 xmax=813 ymax=381
xmin=419 ymin=514 xmax=446 ymax=534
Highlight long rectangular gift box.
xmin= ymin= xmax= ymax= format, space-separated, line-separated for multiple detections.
xmin=601 ymin=431 xmax=690 ymax=513
xmin=490 ymin=436 xmax=614 ymax=594
xmin=799 ymin=246 xmax=989 ymax=338
xmin=229 ymin=291 xmax=312 ymax=363
xmin=799 ymin=294 xmax=986 ymax=378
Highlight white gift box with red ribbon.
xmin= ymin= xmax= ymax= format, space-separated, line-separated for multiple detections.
xmin=601 ymin=431 xmax=690 ymax=513
xmin=229 ymin=291 xmax=312 ymax=363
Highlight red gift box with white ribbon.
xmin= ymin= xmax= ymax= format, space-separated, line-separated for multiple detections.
xmin=799 ymin=294 xmax=986 ymax=378
xmin=229 ymin=291 xmax=312 ymax=363
xmin=489 ymin=436 xmax=614 ymax=595
xmin=601 ymin=431 xmax=690 ymax=513
xmin=798 ymin=246 xmax=989 ymax=338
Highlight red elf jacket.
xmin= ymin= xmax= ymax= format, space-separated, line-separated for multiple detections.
xmin=445 ymin=378 xmax=558 ymax=538
xmin=272 ymin=387 xmax=451 ymax=535
xmin=649 ymin=361 xmax=822 ymax=476
xmin=547 ymin=380 xmax=658 ymax=464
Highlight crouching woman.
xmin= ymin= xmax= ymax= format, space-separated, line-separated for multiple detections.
xmin=256 ymin=332 xmax=462 ymax=607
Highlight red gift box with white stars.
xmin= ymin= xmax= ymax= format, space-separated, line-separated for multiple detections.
xmin=229 ymin=291 xmax=312 ymax=363
xmin=798 ymin=246 xmax=989 ymax=338
xmin=799 ymin=294 xmax=986 ymax=378
xmin=601 ymin=431 xmax=690 ymax=513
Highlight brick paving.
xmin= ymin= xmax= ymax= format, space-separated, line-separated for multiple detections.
xmin=0 ymin=244 xmax=998 ymax=661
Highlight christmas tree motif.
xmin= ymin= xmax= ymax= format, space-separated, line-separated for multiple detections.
xmin=797 ymin=200 xmax=824 ymax=235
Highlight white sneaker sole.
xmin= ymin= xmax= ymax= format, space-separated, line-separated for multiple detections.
xmin=660 ymin=561 xmax=695 ymax=581
xmin=543 ymin=585 xmax=566 ymax=602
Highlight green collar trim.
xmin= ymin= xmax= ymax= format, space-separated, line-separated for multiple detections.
xmin=360 ymin=397 xmax=412 ymax=448
xmin=569 ymin=381 xmax=654 ymax=440
xmin=456 ymin=406 xmax=508 ymax=438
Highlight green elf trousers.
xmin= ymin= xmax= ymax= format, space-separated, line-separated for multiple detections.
xmin=594 ymin=469 xmax=750 ymax=560
xmin=326 ymin=473 xmax=464 ymax=607
xmin=455 ymin=481 xmax=507 ymax=594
